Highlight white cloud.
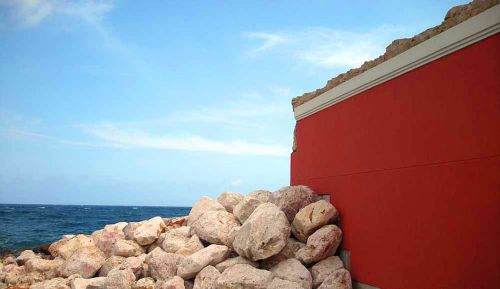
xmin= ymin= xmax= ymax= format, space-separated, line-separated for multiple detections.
xmin=1 ymin=0 xmax=113 ymax=26
xmin=244 ymin=26 xmax=412 ymax=69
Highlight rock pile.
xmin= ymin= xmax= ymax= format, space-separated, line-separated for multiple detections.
xmin=0 ymin=185 xmax=351 ymax=289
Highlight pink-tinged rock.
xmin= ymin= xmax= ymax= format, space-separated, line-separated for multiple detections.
xmin=145 ymin=248 xmax=177 ymax=281
xmin=155 ymin=276 xmax=185 ymax=289
xmin=163 ymin=216 xmax=188 ymax=229
xmin=92 ymin=222 xmax=128 ymax=257
xmin=124 ymin=222 xmax=146 ymax=240
xmin=215 ymin=256 xmax=258 ymax=273
xmin=187 ymin=197 xmax=225 ymax=226
xmin=134 ymin=277 xmax=156 ymax=289
xmin=25 ymin=258 xmax=64 ymax=279
xmin=1 ymin=264 xmax=25 ymax=285
xmin=99 ymin=255 xmax=126 ymax=277
xmin=113 ymin=239 xmax=145 ymax=257
xmin=233 ymin=203 xmax=291 ymax=261
xmin=217 ymin=192 xmax=244 ymax=213
xmin=296 ymin=225 xmax=342 ymax=264
xmin=248 ymin=190 xmax=273 ymax=203
xmin=30 ymin=277 xmax=70 ymax=289
xmin=191 ymin=210 xmax=240 ymax=246
xmin=233 ymin=197 xmax=264 ymax=224
xmin=134 ymin=217 xmax=166 ymax=246
xmin=161 ymin=227 xmax=191 ymax=253
xmin=317 ymin=268 xmax=352 ymax=289
xmin=176 ymin=235 xmax=204 ymax=257
xmin=105 ymin=268 xmax=136 ymax=289
xmin=59 ymin=246 xmax=106 ymax=278
xmin=292 ymin=200 xmax=338 ymax=242
xmin=272 ymin=186 xmax=319 ymax=223
xmin=310 ymin=256 xmax=344 ymax=288
xmin=119 ymin=254 xmax=148 ymax=279
xmin=3 ymin=256 xmax=17 ymax=265
xmin=70 ymin=276 xmax=107 ymax=289
xmin=49 ymin=234 xmax=95 ymax=259
xmin=193 ymin=265 xmax=220 ymax=289
xmin=267 ymin=278 xmax=303 ymax=289
xmin=16 ymin=250 xmax=39 ymax=265
xmin=216 ymin=264 xmax=273 ymax=289
xmin=270 ymin=258 xmax=311 ymax=289
xmin=260 ymin=238 xmax=305 ymax=270
xmin=176 ymin=244 xmax=231 ymax=279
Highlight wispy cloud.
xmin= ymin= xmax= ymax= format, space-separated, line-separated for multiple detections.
xmin=244 ymin=26 xmax=413 ymax=69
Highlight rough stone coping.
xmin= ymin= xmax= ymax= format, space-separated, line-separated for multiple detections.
xmin=291 ymin=0 xmax=499 ymax=109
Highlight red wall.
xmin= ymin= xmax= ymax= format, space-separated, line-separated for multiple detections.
xmin=291 ymin=34 xmax=500 ymax=289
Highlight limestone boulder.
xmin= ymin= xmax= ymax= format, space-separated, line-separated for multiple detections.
xmin=98 ymin=256 xmax=126 ymax=277
xmin=29 ymin=277 xmax=70 ymax=289
xmin=16 ymin=250 xmax=39 ymax=265
xmin=176 ymin=235 xmax=204 ymax=257
xmin=145 ymin=248 xmax=177 ymax=281
xmin=272 ymin=186 xmax=319 ymax=223
xmin=92 ymin=222 xmax=128 ymax=257
xmin=119 ymin=254 xmax=148 ymax=279
xmin=3 ymin=256 xmax=17 ymax=265
xmin=70 ymin=277 xmax=106 ymax=289
xmin=187 ymin=197 xmax=225 ymax=226
xmin=161 ymin=227 xmax=191 ymax=253
xmin=317 ymin=268 xmax=352 ymax=289
xmin=296 ymin=225 xmax=342 ymax=264
xmin=59 ymin=246 xmax=106 ymax=278
xmin=113 ymin=239 xmax=145 ymax=257
xmin=24 ymin=258 xmax=64 ymax=279
xmin=217 ymin=192 xmax=244 ymax=213
xmin=134 ymin=217 xmax=166 ymax=246
xmin=215 ymin=256 xmax=258 ymax=273
xmin=49 ymin=235 xmax=95 ymax=260
xmin=163 ymin=216 xmax=188 ymax=229
xmin=248 ymin=190 xmax=273 ymax=202
xmin=134 ymin=277 xmax=156 ymax=289
xmin=233 ymin=197 xmax=263 ymax=224
xmin=233 ymin=203 xmax=291 ymax=261
xmin=105 ymin=268 xmax=136 ymax=289
xmin=292 ymin=200 xmax=338 ymax=242
xmin=191 ymin=210 xmax=240 ymax=246
xmin=124 ymin=222 xmax=145 ymax=240
xmin=193 ymin=265 xmax=220 ymax=289
xmin=270 ymin=258 xmax=311 ymax=289
xmin=176 ymin=244 xmax=230 ymax=279
xmin=310 ymin=256 xmax=344 ymax=288
xmin=154 ymin=276 xmax=185 ymax=289
xmin=216 ymin=264 xmax=273 ymax=289
xmin=260 ymin=238 xmax=305 ymax=270
xmin=267 ymin=278 xmax=303 ymax=289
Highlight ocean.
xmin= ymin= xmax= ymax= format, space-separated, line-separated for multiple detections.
xmin=0 ymin=204 xmax=190 ymax=253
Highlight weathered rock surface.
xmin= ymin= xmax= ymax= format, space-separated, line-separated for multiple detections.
xmin=25 ymin=258 xmax=64 ymax=279
xmin=292 ymin=200 xmax=338 ymax=242
xmin=233 ymin=203 xmax=291 ymax=261
xmin=29 ymin=277 xmax=70 ymax=289
xmin=134 ymin=277 xmax=156 ymax=289
xmin=145 ymin=248 xmax=177 ymax=281
xmin=191 ymin=210 xmax=240 ymax=246
xmin=92 ymin=223 xmax=127 ymax=257
xmin=134 ymin=217 xmax=166 ymax=246
xmin=59 ymin=246 xmax=106 ymax=278
xmin=193 ymin=265 xmax=220 ymax=289
xmin=296 ymin=225 xmax=342 ymax=264
xmin=70 ymin=276 xmax=106 ymax=289
xmin=119 ymin=254 xmax=148 ymax=279
xmin=176 ymin=235 xmax=204 ymax=257
xmin=267 ymin=278 xmax=303 ymax=289
xmin=187 ymin=197 xmax=225 ymax=226
xmin=177 ymin=244 xmax=230 ymax=279
xmin=124 ymin=222 xmax=145 ymax=240
xmin=317 ymin=268 xmax=352 ymax=289
xmin=16 ymin=250 xmax=39 ymax=265
xmin=260 ymin=238 xmax=305 ymax=270
xmin=248 ymin=190 xmax=273 ymax=203
xmin=217 ymin=192 xmax=244 ymax=213
xmin=48 ymin=235 xmax=94 ymax=260
xmin=155 ymin=276 xmax=185 ymax=289
xmin=270 ymin=258 xmax=311 ymax=289
xmin=215 ymin=256 xmax=258 ymax=273
xmin=98 ymin=256 xmax=126 ymax=277
xmin=105 ymin=268 xmax=136 ymax=289
xmin=310 ymin=256 xmax=344 ymax=288
xmin=272 ymin=186 xmax=319 ymax=223
xmin=233 ymin=197 xmax=264 ymax=224
xmin=113 ymin=239 xmax=145 ymax=257
xmin=217 ymin=264 xmax=274 ymax=289
xmin=162 ymin=227 xmax=191 ymax=253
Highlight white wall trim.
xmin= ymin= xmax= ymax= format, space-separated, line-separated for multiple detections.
xmin=294 ymin=4 xmax=500 ymax=121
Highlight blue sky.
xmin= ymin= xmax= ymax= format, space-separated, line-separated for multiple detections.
xmin=0 ymin=0 xmax=465 ymax=206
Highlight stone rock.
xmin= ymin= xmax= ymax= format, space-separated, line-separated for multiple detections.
xmin=292 ymin=200 xmax=338 ymax=242
xmin=154 ymin=276 xmax=185 ymax=289
xmin=25 ymin=258 xmax=64 ymax=279
xmin=267 ymin=278 xmax=303 ymax=289
xmin=272 ymin=186 xmax=319 ymax=223
xmin=70 ymin=277 xmax=106 ymax=289
xmin=233 ymin=197 xmax=263 ymax=224
xmin=113 ymin=239 xmax=145 ymax=257
xmin=270 ymin=258 xmax=311 ymax=289
xmin=119 ymin=254 xmax=148 ymax=279
xmin=176 ymin=244 xmax=230 ymax=279
xmin=310 ymin=256 xmax=344 ymax=288
xmin=145 ymin=248 xmax=177 ymax=281
xmin=248 ymin=190 xmax=273 ymax=202
xmin=105 ymin=268 xmax=136 ymax=289
xmin=98 ymin=256 xmax=126 ymax=277
xmin=215 ymin=256 xmax=258 ymax=273
xmin=216 ymin=264 xmax=273 ymax=289
xmin=163 ymin=216 xmax=188 ymax=230
xmin=187 ymin=197 xmax=225 ymax=226
xmin=260 ymin=238 xmax=306 ymax=270
xmin=296 ymin=225 xmax=342 ymax=264
xmin=134 ymin=277 xmax=156 ymax=289
xmin=124 ymin=222 xmax=145 ymax=240
xmin=3 ymin=256 xmax=16 ymax=265
xmin=30 ymin=277 xmax=70 ymax=289
xmin=233 ymin=203 xmax=291 ymax=261
xmin=191 ymin=210 xmax=240 ymax=246
xmin=317 ymin=269 xmax=352 ymax=289
xmin=59 ymin=246 xmax=106 ymax=278
xmin=161 ymin=227 xmax=191 ymax=253
xmin=49 ymin=235 xmax=95 ymax=260
xmin=92 ymin=223 xmax=128 ymax=257
xmin=1 ymin=264 xmax=25 ymax=285
xmin=16 ymin=250 xmax=39 ymax=265
xmin=134 ymin=217 xmax=166 ymax=246
xmin=176 ymin=235 xmax=204 ymax=257
xmin=217 ymin=192 xmax=244 ymax=213
xmin=193 ymin=265 xmax=220 ymax=289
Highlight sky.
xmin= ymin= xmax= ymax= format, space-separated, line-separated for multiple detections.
xmin=0 ymin=0 xmax=466 ymax=206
